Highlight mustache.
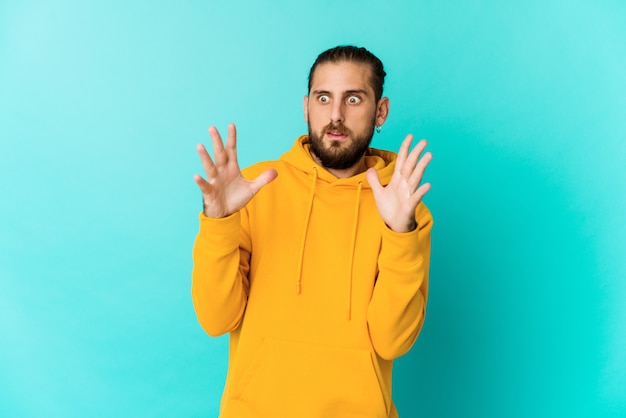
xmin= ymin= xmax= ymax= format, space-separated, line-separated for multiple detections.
xmin=323 ymin=122 xmax=352 ymax=136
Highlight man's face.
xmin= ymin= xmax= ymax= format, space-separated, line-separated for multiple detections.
xmin=304 ymin=61 xmax=383 ymax=170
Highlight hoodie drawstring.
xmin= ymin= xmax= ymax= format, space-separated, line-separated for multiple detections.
xmin=294 ymin=167 xmax=362 ymax=322
xmin=296 ymin=167 xmax=318 ymax=294
xmin=347 ymin=181 xmax=362 ymax=320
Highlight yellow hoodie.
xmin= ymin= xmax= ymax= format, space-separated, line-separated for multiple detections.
xmin=192 ymin=135 xmax=433 ymax=417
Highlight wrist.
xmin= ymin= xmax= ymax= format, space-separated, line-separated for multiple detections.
xmin=202 ymin=199 xmax=230 ymax=219
xmin=387 ymin=218 xmax=417 ymax=233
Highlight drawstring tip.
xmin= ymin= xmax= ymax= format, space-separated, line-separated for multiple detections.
xmin=296 ymin=282 xmax=301 ymax=294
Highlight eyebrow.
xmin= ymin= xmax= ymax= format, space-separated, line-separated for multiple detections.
xmin=312 ymin=89 xmax=370 ymax=96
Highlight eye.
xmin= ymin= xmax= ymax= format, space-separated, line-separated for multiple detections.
xmin=318 ymin=95 xmax=330 ymax=104
xmin=347 ymin=95 xmax=361 ymax=104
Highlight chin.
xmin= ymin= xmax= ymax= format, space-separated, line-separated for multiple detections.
xmin=325 ymin=135 xmax=351 ymax=146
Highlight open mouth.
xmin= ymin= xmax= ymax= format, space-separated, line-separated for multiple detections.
xmin=325 ymin=130 xmax=349 ymax=140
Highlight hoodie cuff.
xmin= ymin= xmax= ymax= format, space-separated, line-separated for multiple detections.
xmin=379 ymin=220 xmax=422 ymax=267
xmin=197 ymin=212 xmax=241 ymax=251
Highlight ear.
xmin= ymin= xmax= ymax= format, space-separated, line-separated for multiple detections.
xmin=303 ymin=95 xmax=309 ymax=123
xmin=375 ymin=97 xmax=390 ymax=127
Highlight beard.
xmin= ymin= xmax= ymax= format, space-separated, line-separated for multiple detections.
xmin=308 ymin=119 xmax=376 ymax=170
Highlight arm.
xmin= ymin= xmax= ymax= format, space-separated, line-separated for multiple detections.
xmin=191 ymin=124 xmax=276 ymax=336
xmin=366 ymin=206 xmax=432 ymax=360
xmin=365 ymin=134 xmax=433 ymax=359
xmin=191 ymin=211 xmax=252 ymax=336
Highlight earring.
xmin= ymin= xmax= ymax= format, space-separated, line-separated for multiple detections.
xmin=375 ymin=125 xmax=382 ymax=134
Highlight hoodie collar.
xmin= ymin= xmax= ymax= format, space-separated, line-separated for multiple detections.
xmin=280 ymin=135 xmax=397 ymax=187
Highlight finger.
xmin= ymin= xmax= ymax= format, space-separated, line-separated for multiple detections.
xmin=193 ymin=173 xmax=214 ymax=194
xmin=409 ymin=182 xmax=431 ymax=206
xmin=394 ymin=134 xmax=413 ymax=174
xmin=208 ymin=126 xmax=228 ymax=166
xmin=225 ymin=123 xmax=242 ymax=171
xmin=197 ymin=143 xmax=218 ymax=180
xmin=225 ymin=123 xmax=238 ymax=161
xmin=401 ymin=139 xmax=427 ymax=178
xmin=407 ymin=151 xmax=432 ymax=190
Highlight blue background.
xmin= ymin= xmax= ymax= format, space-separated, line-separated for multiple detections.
xmin=1 ymin=0 xmax=625 ymax=416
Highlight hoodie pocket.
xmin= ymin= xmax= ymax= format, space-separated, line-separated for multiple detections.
xmin=230 ymin=338 xmax=388 ymax=417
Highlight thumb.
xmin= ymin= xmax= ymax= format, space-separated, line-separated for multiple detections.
xmin=366 ymin=167 xmax=383 ymax=195
xmin=250 ymin=169 xmax=278 ymax=195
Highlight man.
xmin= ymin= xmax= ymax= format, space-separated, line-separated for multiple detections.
xmin=192 ymin=45 xmax=433 ymax=417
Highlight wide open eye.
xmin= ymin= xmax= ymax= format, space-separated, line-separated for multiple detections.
xmin=318 ymin=95 xmax=330 ymax=104
xmin=347 ymin=95 xmax=362 ymax=105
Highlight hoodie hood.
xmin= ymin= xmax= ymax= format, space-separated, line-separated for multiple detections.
xmin=278 ymin=135 xmax=399 ymax=319
xmin=279 ymin=135 xmax=397 ymax=187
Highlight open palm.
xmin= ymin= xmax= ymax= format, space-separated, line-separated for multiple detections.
xmin=194 ymin=124 xmax=277 ymax=218
xmin=366 ymin=135 xmax=432 ymax=232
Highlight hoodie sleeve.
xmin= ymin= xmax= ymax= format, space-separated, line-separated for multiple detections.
xmin=191 ymin=210 xmax=251 ymax=337
xmin=366 ymin=204 xmax=433 ymax=360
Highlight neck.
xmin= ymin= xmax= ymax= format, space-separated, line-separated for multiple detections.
xmin=309 ymin=150 xmax=368 ymax=179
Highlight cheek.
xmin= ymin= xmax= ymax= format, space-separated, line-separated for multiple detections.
xmin=351 ymin=109 xmax=374 ymax=126
xmin=308 ymin=108 xmax=328 ymax=125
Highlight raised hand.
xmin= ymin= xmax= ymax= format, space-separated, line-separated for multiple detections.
xmin=366 ymin=134 xmax=432 ymax=232
xmin=194 ymin=123 xmax=278 ymax=218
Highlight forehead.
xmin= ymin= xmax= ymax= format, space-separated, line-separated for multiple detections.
xmin=309 ymin=61 xmax=374 ymax=94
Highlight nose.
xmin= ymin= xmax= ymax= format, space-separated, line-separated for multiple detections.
xmin=330 ymin=100 xmax=344 ymax=124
